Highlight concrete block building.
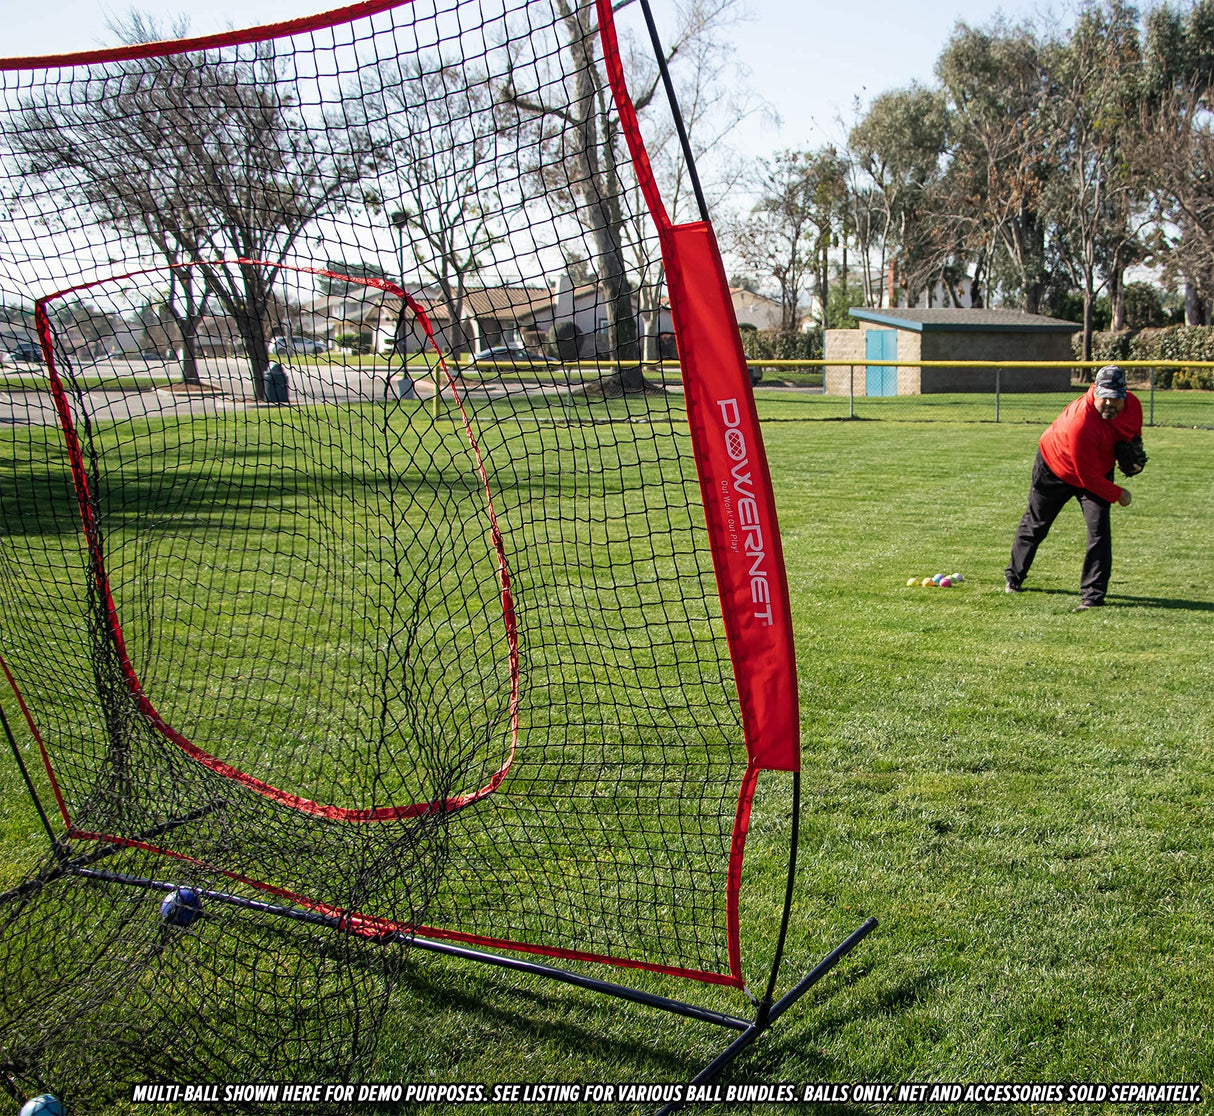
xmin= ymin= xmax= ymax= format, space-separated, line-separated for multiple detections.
xmin=824 ymin=308 xmax=1080 ymax=396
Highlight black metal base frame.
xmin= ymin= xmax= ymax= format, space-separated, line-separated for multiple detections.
xmin=3 ymin=700 xmax=877 ymax=1107
xmin=56 ymin=862 xmax=877 ymax=1114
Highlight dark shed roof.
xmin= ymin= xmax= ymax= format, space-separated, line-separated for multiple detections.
xmin=849 ymin=307 xmax=1080 ymax=333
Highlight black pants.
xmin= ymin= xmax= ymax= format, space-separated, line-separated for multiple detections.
xmin=1006 ymin=451 xmax=1113 ymax=604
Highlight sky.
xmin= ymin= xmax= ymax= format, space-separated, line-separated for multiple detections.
xmin=5 ymin=0 xmax=1069 ymax=161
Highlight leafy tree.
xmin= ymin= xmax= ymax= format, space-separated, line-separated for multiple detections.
xmin=825 ymin=281 xmax=865 ymax=328
xmin=1042 ymin=0 xmax=1151 ymax=360
xmin=1139 ymin=0 xmax=1214 ymax=324
xmin=849 ymin=85 xmax=949 ymax=307
xmin=1122 ymin=281 xmax=1167 ymax=327
xmin=935 ymin=20 xmax=1052 ymax=311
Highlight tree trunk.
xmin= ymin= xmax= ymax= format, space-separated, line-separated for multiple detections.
xmin=970 ymin=250 xmax=985 ymax=309
xmin=1185 ymin=281 xmax=1202 ymax=326
xmin=179 ymin=326 xmax=201 ymax=386
xmin=1109 ymin=263 xmax=1126 ymax=331
xmin=1081 ymin=287 xmax=1095 ymax=364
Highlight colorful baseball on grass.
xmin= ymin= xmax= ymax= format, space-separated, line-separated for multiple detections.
xmin=908 ymin=572 xmax=964 ymax=587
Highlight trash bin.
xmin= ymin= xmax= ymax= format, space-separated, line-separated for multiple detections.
xmin=390 ymin=372 xmax=418 ymax=400
xmin=265 ymin=361 xmax=289 ymax=404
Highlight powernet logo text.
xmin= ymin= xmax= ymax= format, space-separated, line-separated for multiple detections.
xmin=716 ymin=398 xmax=773 ymax=627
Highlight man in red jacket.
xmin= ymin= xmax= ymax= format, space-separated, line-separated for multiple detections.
xmin=1005 ymin=365 xmax=1143 ymax=610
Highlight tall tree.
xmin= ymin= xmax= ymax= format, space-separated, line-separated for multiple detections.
xmin=1043 ymin=0 xmax=1149 ymax=359
xmin=935 ymin=20 xmax=1052 ymax=312
xmin=849 ymin=84 xmax=949 ymax=307
xmin=497 ymin=0 xmax=642 ymax=391
xmin=728 ymin=150 xmax=825 ymax=330
xmin=615 ymin=0 xmax=765 ymax=359
xmin=497 ymin=0 xmax=745 ymax=393
xmin=1140 ymin=0 xmax=1214 ymax=324
xmin=360 ymin=59 xmax=506 ymax=360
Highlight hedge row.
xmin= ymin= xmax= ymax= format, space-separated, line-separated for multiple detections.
xmin=1074 ymin=326 xmax=1214 ymax=389
xmin=737 ymin=328 xmax=823 ymax=361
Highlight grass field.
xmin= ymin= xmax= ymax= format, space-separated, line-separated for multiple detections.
xmin=347 ymin=417 xmax=1214 ymax=1114
xmin=1 ymin=405 xmax=1212 ymax=1113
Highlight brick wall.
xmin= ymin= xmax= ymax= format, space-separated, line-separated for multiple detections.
xmin=919 ymin=332 xmax=1073 ymax=392
xmin=823 ymin=327 xmax=922 ymax=395
xmin=824 ymin=326 xmax=1076 ymax=394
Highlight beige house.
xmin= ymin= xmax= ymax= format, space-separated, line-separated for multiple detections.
xmin=345 ymin=285 xmax=554 ymax=357
xmin=824 ymin=308 xmax=1079 ymax=396
xmin=552 ymin=276 xmax=674 ymax=359
xmin=729 ymin=288 xmax=784 ymax=332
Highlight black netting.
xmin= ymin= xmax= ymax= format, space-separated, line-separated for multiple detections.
xmin=0 ymin=0 xmax=754 ymax=1103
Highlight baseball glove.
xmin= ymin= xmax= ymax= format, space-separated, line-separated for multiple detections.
xmin=1115 ymin=435 xmax=1148 ymax=477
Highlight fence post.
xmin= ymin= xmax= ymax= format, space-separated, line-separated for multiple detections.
xmin=1149 ymin=368 xmax=1155 ymax=427
xmin=848 ymin=365 xmax=855 ymax=419
xmin=995 ymin=365 xmax=1001 ymax=423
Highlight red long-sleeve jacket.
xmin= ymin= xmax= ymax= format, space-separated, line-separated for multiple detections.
xmin=1038 ymin=386 xmax=1143 ymax=503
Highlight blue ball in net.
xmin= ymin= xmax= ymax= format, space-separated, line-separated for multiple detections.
xmin=20 ymin=1096 xmax=65 ymax=1116
xmin=159 ymin=887 xmax=203 ymax=928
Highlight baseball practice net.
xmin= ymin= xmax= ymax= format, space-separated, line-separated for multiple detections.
xmin=0 ymin=0 xmax=869 ymax=1106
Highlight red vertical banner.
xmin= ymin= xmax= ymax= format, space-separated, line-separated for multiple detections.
xmin=662 ymin=222 xmax=800 ymax=772
xmin=595 ymin=0 xmax=799 ymax=773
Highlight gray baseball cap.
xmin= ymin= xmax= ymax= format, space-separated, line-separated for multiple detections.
xmin=1094 ymin=365 xmax=1127 ymax=399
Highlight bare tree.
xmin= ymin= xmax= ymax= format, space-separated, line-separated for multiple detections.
xmin=729 ymin=148 xmax=848 ymax=330
xmin=729 ymin=152 xmax=816 ymax=331
xmin=359 ymin=59 xmax=507 ymax=360
xmin=5 ymin=14 xmax=368 ymax=398
xmin=615 ymin=0 xmax=767 ymax=360
xmin=496 ymin=0 xmax=747 ymax=393
xmin=496 ymin=0 xmax=640 ymax=392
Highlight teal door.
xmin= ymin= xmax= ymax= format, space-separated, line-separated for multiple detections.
xmin=865 ymin=330 xmax=898 ymax=396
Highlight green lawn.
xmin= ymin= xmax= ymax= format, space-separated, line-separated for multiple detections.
xmin=358 ymin=418 xmax=1214 ymax=1113
xmin=1 ymin=407 xmax=1211 ymax=1113
xmin=751 ymin=385 xmax=1214 ymax=430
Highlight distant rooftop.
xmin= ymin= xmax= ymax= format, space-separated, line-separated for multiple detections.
xmin=849 ymin=307 xmax=1080 ymax=333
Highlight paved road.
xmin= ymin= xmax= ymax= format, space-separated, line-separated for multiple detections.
xmin=0 ymin=355 xmax=618 ymax=429
xmin=0 ymin=356 xmax=420 ymax=428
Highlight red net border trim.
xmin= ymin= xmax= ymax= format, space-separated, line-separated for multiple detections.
xmin=29 ymin=259 xmax=520 ymax=825
xmin=0 ymin=0 xmax=414 ymax=71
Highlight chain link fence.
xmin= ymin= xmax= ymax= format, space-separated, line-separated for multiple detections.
xmin=736 ymin=360 xmax=1214 ymax=429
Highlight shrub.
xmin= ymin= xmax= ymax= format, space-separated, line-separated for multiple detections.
xmin=1074 ymin=330 xmax=1132 ymax=362
xmin=546 ymin=320 xmax=582 ymax=361
xmin=739 ymin=328 xmax=822 ymax=361
xmin=1070 ymin=325 xmax=1214 ymax=389
xmin=335 ymin=330 xmax=374 ymax=354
